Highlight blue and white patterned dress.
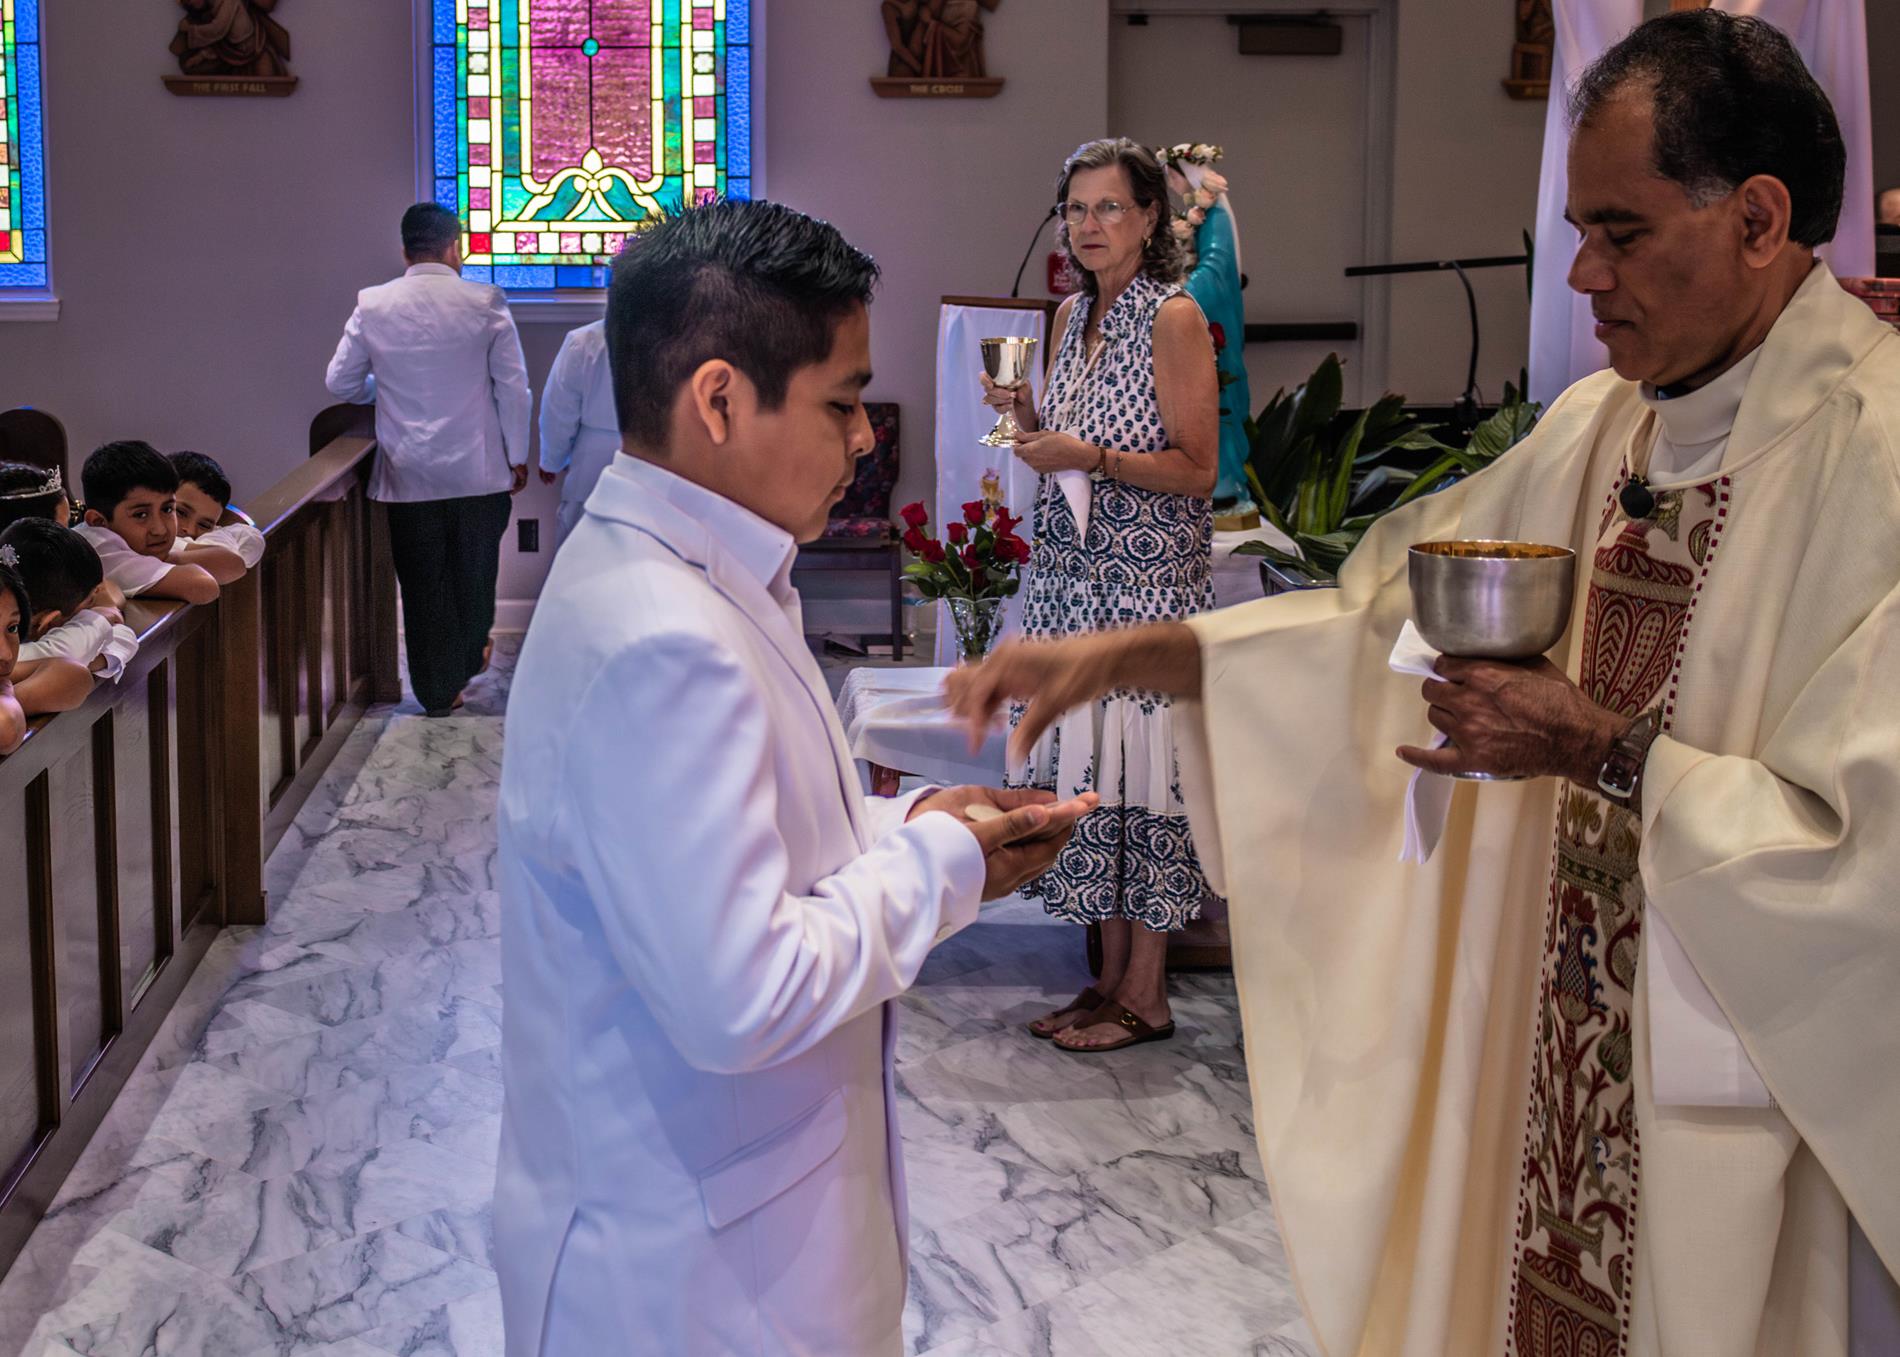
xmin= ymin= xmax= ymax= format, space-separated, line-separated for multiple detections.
xmin=1009 ymin=271 xmax=1222 ymax=931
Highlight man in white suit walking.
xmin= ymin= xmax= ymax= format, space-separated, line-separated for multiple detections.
xmin=495 ymin=199 xmax=1097 ymax=1356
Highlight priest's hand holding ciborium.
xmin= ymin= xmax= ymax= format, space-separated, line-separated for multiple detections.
xmin=1399 ymin=541 xmax=1620 ymax=785
xmin=977 ymin=336 xmax=1038 ymax=448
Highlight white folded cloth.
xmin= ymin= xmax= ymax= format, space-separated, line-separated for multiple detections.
xmin=1390 ymin=620 xmax=1453 ymax=864
xmin=1055 ymin=469 xmax=1090 ymax=542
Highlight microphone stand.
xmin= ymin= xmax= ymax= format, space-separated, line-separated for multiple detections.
xmin=1344 ymin=254 xmax=1529 ymax=431
xmin=1011 ymin=206 xmax=1060 ymax=299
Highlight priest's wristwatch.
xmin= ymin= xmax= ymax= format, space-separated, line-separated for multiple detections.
xmin=1597 ymin=709 xmax=1662 ymax=805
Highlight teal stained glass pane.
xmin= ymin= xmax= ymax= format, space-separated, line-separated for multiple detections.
xmin=3 ymin=0 xmax=50 ymax=288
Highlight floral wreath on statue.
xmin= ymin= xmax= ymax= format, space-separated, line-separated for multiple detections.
xmin=1154 ymin=143 xmax=1230 ymax=262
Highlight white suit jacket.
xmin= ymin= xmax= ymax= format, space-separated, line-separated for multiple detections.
xmin=324 ymin=263 xmax=531 ymax=502
xmin=494 ymin=454 xmax=985 ymax=1357
xmin=536 ymin=320 xmax=621 ymax=509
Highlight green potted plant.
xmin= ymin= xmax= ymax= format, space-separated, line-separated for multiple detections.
xmin=1236 ymin=355 xmax=1541 ymax=588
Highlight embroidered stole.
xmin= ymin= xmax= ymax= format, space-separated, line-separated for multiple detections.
xmin=1505 ymin=470 xmax=1732 ymax=1357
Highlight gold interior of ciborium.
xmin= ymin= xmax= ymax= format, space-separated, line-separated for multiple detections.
xmin=1411 ymin=540 xmax=1572 ymax=561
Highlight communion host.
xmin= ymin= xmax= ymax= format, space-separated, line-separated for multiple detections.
xmin=494 ymin=199 xmax=1097 ymax=1357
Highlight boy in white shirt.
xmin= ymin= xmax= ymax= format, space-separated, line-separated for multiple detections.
xmin=0 ymin=559 xmax=29 ymax=753
xmin=1 ymin=519 xmax=140 ymax=684
xmin=170 ymin=450 xmax=267 ymax=569
xmin=75 ymin=441 xmax=245 ymax=604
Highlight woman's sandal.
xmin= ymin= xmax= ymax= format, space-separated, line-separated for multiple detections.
xmin=1052 ymin=1001 xmax=1176 ymax=1054
xmin=1027 ymin=987 xmax=1108 ymax=1039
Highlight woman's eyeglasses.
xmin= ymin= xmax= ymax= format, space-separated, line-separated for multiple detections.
xmin=1057 ymin=199 xmax=1133 ymax=227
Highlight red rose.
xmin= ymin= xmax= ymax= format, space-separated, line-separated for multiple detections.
xmin=1209 ymin=321 xmax=1226 ymax=352
xmin=993 ymin=508 xmax=1022 ymax=536
xmin=961 ymin=544 xmax=983 ymax=570
xmin=946 ymin=521 xmax=968 ymax=544
xmin=899 ymin=501 xmax=929 ymax=529
xmin=1001 ymin=535 xmax=1031 ymax=564
xmin=902 ymin=526 xmax=928 ymax=553
xmin=962 ymin=500 xmax=987 ymax=527
xmin=921 ymin=540 xmax=946 ymax=564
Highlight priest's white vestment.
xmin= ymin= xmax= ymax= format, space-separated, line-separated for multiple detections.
xmin=1176 ymin=265 xmax=1900 ymax=1357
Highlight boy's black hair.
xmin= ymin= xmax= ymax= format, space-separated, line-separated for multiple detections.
xmin=170 ymin=450 xmax=232 ymax=510
xmin=0 ymin=518 xmax=104 ymax=620
xmin=606 ymin=199 xmax=879 ymax=449
xmin=402 ymin=202 xmax=462 ymax=259
xmin=0 ymin=460 xmax=66 ymax=531
xmin=82 ymin=441 xmax=179 ymax=518
xmin=0 ymin=561 xmax=28 ymax=635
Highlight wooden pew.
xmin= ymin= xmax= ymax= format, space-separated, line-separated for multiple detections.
xmin=0 ymin=429 xmax=398 ymax=1273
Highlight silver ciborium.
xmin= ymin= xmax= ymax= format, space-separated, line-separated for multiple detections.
xmin=979 ymin=336 xmax=1038 ymax=448
xmin=1408 ymin=540 xmax=1577 ymax=781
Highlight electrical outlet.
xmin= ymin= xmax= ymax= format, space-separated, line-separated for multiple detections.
xmin=517 ymin=518 xmax=539 ymax=553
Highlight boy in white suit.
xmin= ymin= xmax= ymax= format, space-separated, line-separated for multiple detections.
xmin=495 ymin=199 xmax=1097 ymax=1357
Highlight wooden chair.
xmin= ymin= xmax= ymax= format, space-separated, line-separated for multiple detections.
xmin=309 ymin=402 xmax=376 ymax=457
xmin=794 ymin=402 xmax=906 ymax=660
xmin=0 ymin=407 xmax=69 ymax=483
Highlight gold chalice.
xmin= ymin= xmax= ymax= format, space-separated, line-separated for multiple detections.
xmin=979 ymin=336 xmax=1038 ymax=448
xmin=1408 ymin=540 xmax=1577 ymax=781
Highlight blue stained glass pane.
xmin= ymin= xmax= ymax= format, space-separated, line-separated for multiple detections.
xmin=728 ymin=177 xmax=750 ymax=202
xmin=19 ymin=25 xmax=45 ymax=233
xmin=728 ymin=47 xmax=751 ymax=178
xmin=463 ymin=265 xmax=494 ymax=283
xmin=16 ymin=0 xmax=37 ymax=40
xmin=435 ymin=178 xmax=458 ymax=210
xmin=727 ymin=1 xmax=748 ymax=44
xmin=555 ymin=265 xmax=603 ymax=288
xmin=495 ymin=265 xmax=556 ymax=288
xmin=432 ymin=0 xmax=455 ymax=44
xmin=0 ymin=264 xmax=47 ymax=288
xmin=433 ymin=50 xmax=458 ymax=176
xmin=24 ymin=230 xmax=45 ymax=262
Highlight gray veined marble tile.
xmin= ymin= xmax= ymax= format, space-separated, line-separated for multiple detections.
xmin=295 ymin=891 xmax=501 ymax=968
xmin=356 ymin=1284 xmax=503 ymax=1357
xmin=234 ymin=1228 xmax=494 ymax=1349
xmin=415 ymin=1111 xmax=502 ymax=1169
xmin=391 ymin=1207 xmax=494 ymax=1269
xmin=163 ymin=1061 xmax=502 ymax=1182
xmin=41 ymin=1231 xmax=284 ymax=1357
xmin=208 ymin=999 xmax=503 ymax=1102
xmin=104 ymin=1168 xmax=356 ymax=1279
xmin=239 ymin=944 xmax=503 ymax=1033
xmin=443 ymin=1043 xmax=501 ymax=1085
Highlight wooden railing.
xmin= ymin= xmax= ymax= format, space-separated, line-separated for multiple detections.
xmin=0 ymin=432 xmax=397 ymax=1271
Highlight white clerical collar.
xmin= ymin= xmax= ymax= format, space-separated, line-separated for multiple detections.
xmin=1641 ymin=345 xmax=1762 ymax=451
xmin=614 ymin=454 xmax=797 ymax=603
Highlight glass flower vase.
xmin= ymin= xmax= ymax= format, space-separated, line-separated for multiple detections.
xmin=946 ymin=596 xmax=1004 ymax=663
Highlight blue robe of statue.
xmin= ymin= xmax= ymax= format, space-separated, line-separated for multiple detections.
xmin=1183 ymin=200 xmax=1252 ymax=505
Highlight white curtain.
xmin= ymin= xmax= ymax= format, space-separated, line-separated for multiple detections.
xmin=1528 ymin=0 xmax=1643 ymax=408
xmin=1528 ymin=0 xmax=1874 ymax=407
xmin=931 ymin=301 xmax=1051 ymax=666
xmin=1715 ymin=0 xmax=1875 ymax=279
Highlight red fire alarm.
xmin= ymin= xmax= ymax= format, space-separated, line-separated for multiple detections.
xmin=1046 ymin=251 xmax=1084 ymax=296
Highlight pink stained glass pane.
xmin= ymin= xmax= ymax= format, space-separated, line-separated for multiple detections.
xmin=471 ymin=143 xmax=492 ymax=165
xmin=694 ymin=96 xmax=713 ymax=117
xmin=529 ymin=46 xmax=592 ymax=181
xmin=693 ymin=9 xmax=714 ymax=28
xmin=591 ymin=48 xmax=654 ymax=178
xmin=529 ymin=0 xmax=590 ymax=46
xmin=471 ymin=187 xmax=492 ymax=209
xmin=593 ymin=6 xmax=651 ymax=46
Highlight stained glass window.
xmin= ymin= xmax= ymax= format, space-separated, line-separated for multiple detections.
xmin=0 ymin=0 xmax=49 ymax=292
xmin=430 ymin=0 xmax=753 ymax=289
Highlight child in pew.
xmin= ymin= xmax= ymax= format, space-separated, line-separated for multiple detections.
xmin=169 ymin=450 xmax=266 ymax=568
xmin=75 ymin=441 xmax=245 ymax=604
xmin=0 ymin=543 xmax=97 ymax=718
xmin=0 ymin=461 xmax=123 ymax=611
xmin=0 ymin=557 xmax=29 ymax=753
xmin=1 ymin=519 xmax=140 ymax=686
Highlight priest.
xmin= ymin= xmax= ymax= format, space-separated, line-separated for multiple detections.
xmin=948 ymin=12 xmax=1898 ymax=1356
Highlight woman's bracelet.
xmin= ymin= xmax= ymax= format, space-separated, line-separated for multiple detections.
xmin=1093 ymin=446 xmax=1108 ymax=476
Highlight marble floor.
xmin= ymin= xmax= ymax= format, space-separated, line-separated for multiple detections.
xmin=0 ymin=635 xmax=1316 ymax=1357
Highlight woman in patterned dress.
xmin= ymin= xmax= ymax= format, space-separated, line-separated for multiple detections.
xmin=980 ymin=139 xmax=1221 ymax=1052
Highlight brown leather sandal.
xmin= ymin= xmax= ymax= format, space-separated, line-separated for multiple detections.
xmin=1027 ymin=987 xmax=1108 ymax=1039
xmin=1053 ymin=1001 xmax=1176 ymax=1054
